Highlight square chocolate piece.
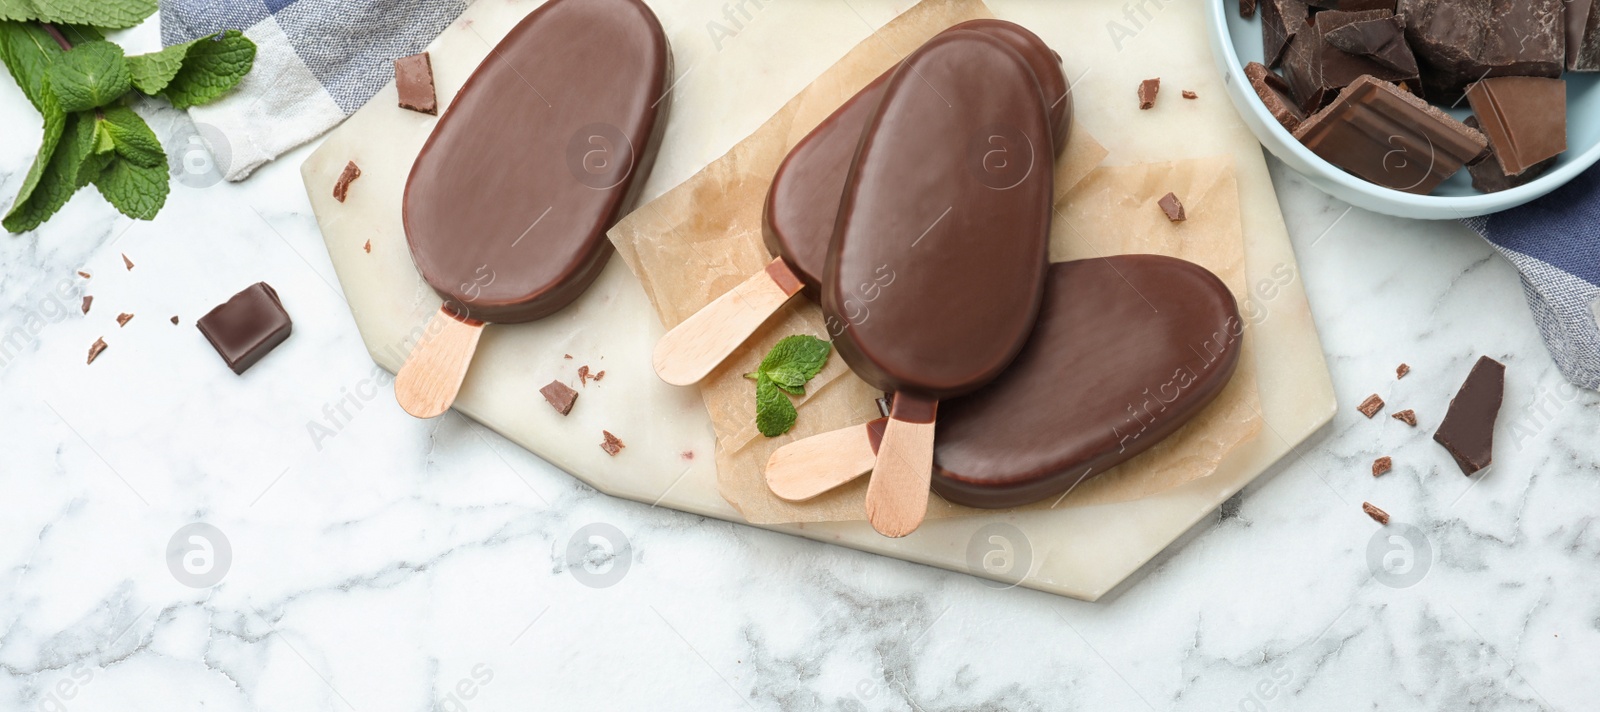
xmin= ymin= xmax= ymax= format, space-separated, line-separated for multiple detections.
xmin=1433 ymin=355 xmax=1504 ymax=475
xmin=1466 ymin=77 xmax=1566 ymax=177
xmin=1246 ymin=61 xmax=1306 ymax=131
xmin=1294 ymin=75 xmax=1486 ymax=195
xmin=196 ymin=282 xmax=292 ymax=375
xmin=395 ymin=52 xmax=438 ymax=115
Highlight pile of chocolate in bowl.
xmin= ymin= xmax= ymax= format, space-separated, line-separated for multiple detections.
xmin=1241 ymin=0 xmax=1596 ymax=194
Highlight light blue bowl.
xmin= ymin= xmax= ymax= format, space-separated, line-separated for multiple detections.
xmin=1206 ymin=0 xmax=1600 ymax=219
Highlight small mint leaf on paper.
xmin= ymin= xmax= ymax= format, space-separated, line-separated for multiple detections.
xmin=46 ymin=40 xmax=129 ymax=111
xmin=758 ymin=334 xmax=831 ymax=381
xmin=160 ymin=29 xmax=255 ymax=109
xmin=1 ymin=0 xmax=156 ymax=29
xmin=3 ymin=109 xmax=95 ymax=233
xmin=92 ymin=153 xmax=167 ymax=221
xmin=754 ymin=375 xmax=798 ymax=438
xmin=99 ymin=105 xmax=163 ymax=167
xmin=766 ymin=366 xmax=808 ymax=396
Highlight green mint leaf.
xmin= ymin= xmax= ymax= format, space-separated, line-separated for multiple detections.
xmin=754 ymin=375 xmax=798 ymax=438
xmin=758 ymin=334 xmax=831 ymax=381
xmin=3 ymin=109 xmax=94 ymax=233
xmin=126 ymin=30 xmax=235 ymax=95
xmin=92 ymin=153 xmax=167 ymax=221
xmin=766 ymin=366 xmax=808 ymax=396
xmin=99 ymin=105 xmax=163 ymax=167
xmin=0 ymin=0 xmax=156 ymax=29
xmin=0 ymin=20 xmax=65 ymax=112
xmin=46 ymin=40 xmax=128 ymax=111
xmin=160 ymin=29 xmax=255 ymax=109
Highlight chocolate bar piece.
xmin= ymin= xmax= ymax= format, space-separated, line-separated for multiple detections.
xmin=1322 ymin=14 xmax=1418 ymax=76
xmin=1466 ymin=77 xmax=1566 ymax=176
xmin=1158 ymin=192 xmax=1186 ymax=221
xmin=1399 ymin=0 xmax=1565 ymax=101
xmin=394 ymin=52 xmax=438 ymax=115
xmin=1138 ymin=77 xmax=1160 ymax=109
xmin=196 ymin=282 xmax=293 ymax=375
xmin=1462 ymin=116 xmax=1557 ymax=193
xmin=540 ymin=380 xmax=578 ymax=415
xmin=1294 ymin=75 xmax=1486 ymax=195
xmin=1571 ymin=0 xmax=1600 ymax=71
xmin=1284 ymin=10 xmax=1420 ymax=112
xmin=1433 ymin=355 xmax=1504 ymax=475
xmin=1246 ymin=61 xmax=1306 ymax=131
xmin=1261 ymin=0 xmax=1311 ymax=68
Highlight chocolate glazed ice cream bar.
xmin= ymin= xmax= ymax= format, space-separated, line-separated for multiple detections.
xmin=649 ymin=19 xmax=1072 ymax=386
xmin=766 ymin=257 xmax=1243 ymax=509
xmin=394 ymin=0 xmax=671 ymax=418
xmin=826 ymin=30 xmax=1054 ymax=537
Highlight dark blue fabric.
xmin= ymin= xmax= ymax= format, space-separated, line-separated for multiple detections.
xmin=1475 ymin=164 xmax=1600 ymax=288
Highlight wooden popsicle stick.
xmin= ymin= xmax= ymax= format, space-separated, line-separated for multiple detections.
xmin=652 ymin=258 xmax=805 ymax=386
xmin=766 ymin=423 xmax=879 ymax=501
xmin=865 ymin=396 xmax=937 ymax=538
xmin=394 ymin=306 xmax=485 ymax=418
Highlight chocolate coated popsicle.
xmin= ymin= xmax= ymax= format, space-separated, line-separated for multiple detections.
xmin=827 ymin=30 xmax=1053 ymax=536
xmin=767 ymin=257 xmax=1243 ymax=509
xmin=395 ymin=0 xmax=670 ymax=417
xmin=650 ymin=20 xmax=1072 ymax=386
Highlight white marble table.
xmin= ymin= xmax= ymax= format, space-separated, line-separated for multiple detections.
xmin=4 ymin=17 xmax=1599 ymax=712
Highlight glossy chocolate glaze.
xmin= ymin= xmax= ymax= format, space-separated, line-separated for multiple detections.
xmin=403 ymin=0 xmax=669 ymax=323
xmin=763 ymin=20 xmax=1071 ymax=298
xmin=865 ymin=257 xmax=1244 ymax=509
xmin=824 ymin=30 xmax=1053 ymax=401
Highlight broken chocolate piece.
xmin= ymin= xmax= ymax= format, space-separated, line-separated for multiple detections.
xmin=363 ymin=240 xmax=372 ymax=254
xmin=116 ymin=312 xmax=132 ymax=327
xmin=1396 ymin=362 xmax=1410 ymax=379
xmin=122 ymin=254 xmax=133 ymax=271
xmin=1433 ymin=355 xmax=1504 ymax=475
xmin=1358 ymin=393 xmax=1385 ymax=417
xmin=196 ymin=282 xmax=293 ymax=375
xmin=540 ymin=380 xmax=579 ymax=415
xmin=394 ymin=51 xmax=438 ymax=115
xmin=1392 ymin=409 xmax=1417 ymax=426
xmin=1466 ymin=77 xmax=1566 ymax=177
xmin=1571 ymin=0 xmax=1600 ymax=71
xmin=1158 ymin=192 xmax=1186 ymax=221
xmin=81 ymin=295 xmax=91 ymax=314
xmin=1372 ymin=456 xmax=1392 ymax=476
xmin=1261 ymin=0 xmax=1311 ymax=68
xmin=170 ymin=316 xmax=179 ymax=325
xmin=1246 ymin=61 xmax=1306 ymax=132
xmin=1363 ymin=501 xmax=1390 ymax=524
xmin=1241 ymin=0 xmax=1258 ymax=18
xmin=1322 ymin=14 xmax=1419 ymax=76
xmin=333 ymin=161 xmax=361 ymax=203
xmin=1462 ymin=116 xmax=1556 ymax=193
xmin=1284 ymin=10 xmax=1420 ymax=113
xmin=1294 ymin=75 xmax=1486 ymax=195
xmin=77 ymin=270 xmax=90 ymax=279
xmin=1399 ymin=0 xmax=1566 ymax=101
xmin=1138 ymin=77 xmax=1160 ymax=109
xmin=600 ymin=430 xmax=625 ymax=455
xmin=86 ymin=337 xmax=106 ymax=364
xmin=1182 ymin=90 xmax=1198 ymax=99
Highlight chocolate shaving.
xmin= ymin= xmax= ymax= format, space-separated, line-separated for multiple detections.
xmin=1362 ymin=501 xmax=1390 ymax=525
xmin=593 ymin=370 xmax=605 ymax=382
xmin=77 ymin=270 xmax=90 ymax=279
xmin=363 ymin=240 xmax=372 ymax=254
xmin=333 ymin=161 xmax=362 ymax=203
xmin=81 ymin=295 xmax=92 ymax=314
xmin=87 ymin=337 xmax=107 ymax=365
xmin=1396 ymin=363 xmax=1410 ymax=379
xmin=1433 ymin=355 xmax=1505 ymax=475
xmin=1157 ymin=192 xmax=1186 ymax=221
xmin=577 ymin=364 xmax=591 ymax=386
xmin=116 ymin=312 xmax=133 ymax=327
xmin=1372 ymin=456 xmax=1392 ymax=477
xmin=1357 ymin=393 xmax=1384 ymax=417
xmin=600 ymin=430 xmax=625 ymax=456
xmin=1392 ymin=409 xmax=1417 ymax=426
xmin=1138 ymin=78 xmax=1160 ymax=109
xmin=122 ymin=254 xmax=134 ymax=271
xmin=1182 ymin=90 xmax=1198 ymax=99
xmin=540 ymin=380 xmax=579 ymax=415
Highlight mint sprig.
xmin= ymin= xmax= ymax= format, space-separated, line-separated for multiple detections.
xmin=0 ymin=5 xmax=256 ymax=233
xmin=745 ymin=335 xmax=832 ymax=437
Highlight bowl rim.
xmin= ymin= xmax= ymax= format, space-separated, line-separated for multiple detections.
xmin=1204 ymin=0 xmax=1600 ymax=216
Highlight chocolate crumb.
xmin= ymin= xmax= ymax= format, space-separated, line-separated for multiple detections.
xmin=577 ymin=364 xmax=591 ymax=386
xmin=681 ymin=450 xmax=695 ymax=461
xmin=600 ymin=430 xmax=625 ymax=456
xmin=333 ymin=161 xmax=362 ymax=203
xmin=1362 ymin=502 xmax=1390 ymax=525
xmin=1392 ymin=409 xmax=1417 ymax=426
xmin=1372 ymin=456 xmax=1392 ymax=477
xmin=1397 ymin=363 xmax=1410 ymax=379
xmin=1357 ymin=394 xmax=1384 ymax=418
xmin=122 ymin=254 xmax=134 ymax=271
xmin=1138 ymin=78 xmax=1160 ymax=109
xmin=77 ymin=270 xmax=90 ymax=279
xmin=170 ymin=316 xmax=180 ymax=325
xmin=87 ymin=337 xmax=107 ymax=365
xmin=563 ymin=354 xmax=573 ymax=359
xmin=1182 ymin=90 xmax=1198 ymax=99
xmin=540 ymin=380 xmax=579 ymax=415
xmin=363 ymin=240 xmax=372 ymax=254
xmin=116 ymin=312 xmax=133 ymax=327
xmin=81 ymin=295 xmax=92 ymax=314
xmin=593 ymin=370 xmax=605 ymax=382
xmin=1240 ymin=0 xmax=1257 ymax=18
xmin=1158 ymin=192 xmax=1186 ymax=222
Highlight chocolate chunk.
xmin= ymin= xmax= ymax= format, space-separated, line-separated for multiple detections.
xmin=116 ymin=312 xmax=132 ymax=327
xmin=540 ymin=380 xmax=579 ymax=415
xmin=170 ymin=315 xmax=179 ymax=325
xmin=1462 ymin=116 xmax=1556 ymax=193
xmin=1284 ymin=10 xmax=1420 ymax=112
xmin=1261 ymin=0 xmax=1311 ymax=67
xmin=600 ymin=430 xmax=625 ymax=456
xmin=1322 ymin=14 xmax=1419 ymax=76
xmin=1138 ymin=77 xmax=1160 ymax=109
xmin=86 ymin=337 xmax=106 ymax=365
xmin=122 ymin=253 xmax=133 ymax=271
xmin=1571 ymin=0 xmax=1600 ymax=71
xmin=196 ymin=282 xmax=293 ymax=375
xmin=1372 ymin=456 xmax=1392 ymax=476
xmin=1158 ymin=192 xmax=1186 ymax=221
xmin=1363 ymin=501 xmax=1390 ymax=524
xmin=1246 ymin=61 xmax=1307 ymax=131
xmin=333 ymin=161 xmax=361 ymax=203
xmin=1433 ymin=355 xmax=1504 ymax=475
xmin=1357 ymin=393 xmax=1385 ymax=417
xmin=77 ymin=270 xmax=90 ymax=279
xmin=394 ymin=51 xmax=438 ymax=115
xmin=1466 ymin=77 xmax=1566 ymax=177
xmin=1396 ymin=362 xmax=1410 ymax=379
xmin=1399 ymin=0 xmax=1566 ymax=101
xmin=1307 ymin=0 xmax=1396 ymax=9
xmin=1392 ymin=409 xmax=1417 ymax=426
xmin=81 ymin=295 xmax=92 ymax=314
xmin=1294 ymin=75 xmax=1486 ymax=194
xmin=1241 ymin=0 xmax=1258 ymax=18
xmin=1182 ymin=90 xmax=1198 ymax=99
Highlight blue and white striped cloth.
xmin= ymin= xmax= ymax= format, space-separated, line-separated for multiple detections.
xmin=159 ymin=0 xmax=468 ymax=181
xmin=1465 ymin=165 xmax=1600 ymax=391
